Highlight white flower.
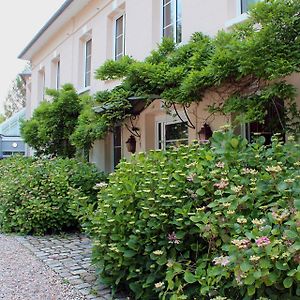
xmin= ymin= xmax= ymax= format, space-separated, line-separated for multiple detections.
xmin=153 ymin=250 xmax=163 ymax=255
xmin=155 ymin=282 xmax=164 ymax=289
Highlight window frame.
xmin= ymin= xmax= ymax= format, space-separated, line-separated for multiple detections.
xmin=113 ymin=14 xmax=125 ymax=61
xmin=162 ymin=0 xmax=182 ymax=43
xmin=156 ymin=120 xmax=188 ymax=150
xmin=83 ymin=38 xmax=92 ymax=88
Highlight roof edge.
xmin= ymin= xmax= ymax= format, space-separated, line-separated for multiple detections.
xmin=18 ymin=0 xmax=74 ymax=59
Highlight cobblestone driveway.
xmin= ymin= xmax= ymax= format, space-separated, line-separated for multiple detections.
xmin=16 ymin=234 xmax=127 ymax=300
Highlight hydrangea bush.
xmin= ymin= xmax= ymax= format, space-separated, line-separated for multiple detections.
xmin=0 ymin=156 xmax=105 ymax=235
xmin=87 ymin=130 xmax=300 ymax=299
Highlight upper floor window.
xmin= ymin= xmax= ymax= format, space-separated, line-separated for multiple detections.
xmin=84 ymin=39 xmax=92 ymax=87
xmin=162 ymin=0 xmax=182 ymax=43
xmin=115 ymin=15 xmax=125 ymax=61
xmin=56 ymin=60 xmax=60 ymax=90
xmin=241 ymin=0 xmax=260 ymax=14
xmin=38 ymin=68 xmax=45 ymax=102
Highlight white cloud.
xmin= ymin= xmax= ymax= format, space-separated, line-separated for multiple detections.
xmin=0 ymin=0 xmax=65 ymax=114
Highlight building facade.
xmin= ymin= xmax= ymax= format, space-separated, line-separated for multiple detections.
xmin=19 ymin=0 xmax=300 ymax=172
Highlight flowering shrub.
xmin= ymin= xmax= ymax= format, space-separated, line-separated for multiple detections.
xmin=87 ymin=131 xmax=300 ymax=299
xmin=0 ymin=156 xmax=105 ymax=235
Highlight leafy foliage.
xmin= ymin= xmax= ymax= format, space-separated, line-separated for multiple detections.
xmin=73 ymin=0 xmax=300 ymax=147
xmin=86 ymin=131 xmax=300 ymax=299
xmin=4 ymin=74 xmax=26 ymax=118
xmin=0 ymin=156 xmax=106 ymax=235
xmin=21 ymin=84 xmax=81 ymax=157
xmin=71 ymin=87 xmax=132 ymax=149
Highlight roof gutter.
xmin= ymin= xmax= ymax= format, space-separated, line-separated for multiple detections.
xmin=18 ymin=0 xmax=74 ymax=59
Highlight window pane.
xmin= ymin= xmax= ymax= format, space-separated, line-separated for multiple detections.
xmin=114 ymin=126 xmax=122 ymax=167
xmin=163 ymin=25 xmax=174 ymax=39
xmin=116 ymin=36 xmax=123 ymax=56
xmin=116 ymin=16 xmax=123 ymax=37
xmin=176 ymin=20 xmax=182 ymax=43
xmin=56 ymin=61 xmax=60 ymax=90
xmin=85 ymin=39 xmax=92 ymax=87
xmin=241 ymin=0 xmax=259 ymax=13
xmin=165 ymin=122 xmax=188 ymax=141
xmin=176 ymin=0 xmax=182 ymax=20
xmin=115 ymin=16 xmax=124 ymax=60
xmin=163 ymin=2 xmax=173 ymax=29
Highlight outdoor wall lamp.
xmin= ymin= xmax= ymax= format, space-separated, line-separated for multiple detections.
xmin=126 ymin=135 xmax=137 ymax=153
xmin=198 ymin=123 xmax=213 ymax=142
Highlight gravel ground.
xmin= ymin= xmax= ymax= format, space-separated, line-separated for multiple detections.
xmin=0 ymin=234 xmax=86 ymax=300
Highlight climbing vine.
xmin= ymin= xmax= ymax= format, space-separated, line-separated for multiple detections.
xmin=72 ymin=0 xmax=300 ymax=149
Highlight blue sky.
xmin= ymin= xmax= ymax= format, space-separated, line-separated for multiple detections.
xmin=0 ymin=0 xmax=65 ymax=113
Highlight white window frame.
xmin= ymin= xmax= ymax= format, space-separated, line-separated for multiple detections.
xmin=161 ymin=0 xmax=182 ymax=43
xmin=156 ymin=120 xmax=188 ymax=150
xmin=113 ymin=14 xmax=125 ymax=61
xmin=226 ymin=0 xmax=261 ymax=28
xmin=83 ymin=38 xmax=92 ymax=88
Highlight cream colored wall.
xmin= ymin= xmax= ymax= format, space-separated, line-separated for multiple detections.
xmin=121 ymin=96 xmax=230 ymax=161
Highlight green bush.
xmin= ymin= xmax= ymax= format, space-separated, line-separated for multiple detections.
xmin=0 ymin=156 xmax=106 ymax=235
xmin=87 ymin=131 xmax=300 ymax=299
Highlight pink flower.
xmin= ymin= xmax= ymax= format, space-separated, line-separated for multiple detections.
xmin=167 ymin=232 xmax=181 ymax=244
xmin=213 ymin=255 xmax=231 ymax=266
xmin=214 ymin=178 xmax=229 ymax=190
xmin=256 ymin=236 xmax=271 ymax=247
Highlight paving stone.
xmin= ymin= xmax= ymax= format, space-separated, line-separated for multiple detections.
xmin=17 ymin=234 xmax=126 ymax=299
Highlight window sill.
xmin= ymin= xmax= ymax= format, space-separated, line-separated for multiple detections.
xmin=225 ymin=13 xmax=249 ymax=28
xmin=77 ymin=86 xmax=90 ymax=95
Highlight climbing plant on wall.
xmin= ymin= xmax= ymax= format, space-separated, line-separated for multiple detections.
xmin=71 ymin=0 xmax=300 ymax=149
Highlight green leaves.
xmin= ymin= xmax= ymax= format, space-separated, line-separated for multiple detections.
xmin=0 ymin=156 xmax=104 ymax=235
xmin=86 ymin=130 xmax=300 ymax=299
xmin=21 ymin=84 xmax=81 ymax=158
xmin=183 ymin=271 xmax=197 ymax=284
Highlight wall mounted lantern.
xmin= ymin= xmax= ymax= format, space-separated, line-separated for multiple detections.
xmin=198 ymin=123 xmax=213 ymax=142
xmin=126 ymin=135 xmax=137 ymax=153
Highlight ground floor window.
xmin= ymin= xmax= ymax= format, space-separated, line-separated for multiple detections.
xmin=244 ymin=99 xmax=285 ymax=144
xmin=113 ymin=126 xmax=122 ymax=168
xmin=157 ymin=121 xmax=188 ymax=150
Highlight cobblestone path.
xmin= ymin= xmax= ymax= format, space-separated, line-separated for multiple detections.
xmin=16 ymin=234 xmax=127 ymax=300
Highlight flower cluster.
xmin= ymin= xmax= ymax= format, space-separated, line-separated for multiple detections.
xmin=214 ymin=178 xmax=229 ymax=190
xmin=237 ymin=217 xmax=247 ymax=224
xmin=266 ymin=165 xmax=282 ymax=173
xmin=272 ymin=209 xmax=290 ymax=223
xmin=241 ymin=168 xmax=258 ymax=175
xmin=231 ymin=239 xmax=251 ymax=249
xmin=213 ymin=255 xmax=231 ymax=266
xmin=94 ymin=182 xmax=108 ymax=189
xmin=252 ymin=218 xmax=265 ymax=226
xmin=231 ymin=185 xmax=243 ymax=194
xmin=168 ymin=232 xmax=181 ymax=244
xmin=255 ymin=236 xmax=271 ymax=247
xmin=216 ymin=161 xmax=225 ymax=168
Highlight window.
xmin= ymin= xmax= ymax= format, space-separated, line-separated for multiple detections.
xmin=56 ymin=60 xmax=60 ymax=90
xmin=84 ymin=39 xmax=92 ymax=87
xmin=115 ymin=15 xmax=125 ymax=61
xmin=157 ymin=121 xmax=188 ymax=150
xmin=162 ymin=0 xmax=182 ymax=43
xmin=38 ymin=69 xmax=45 ymax=101
xmin=241 ymin=0 xmax=260 ymax=14
xmin=113 ymin=126 xmax=122 ymax=168
xmin=244 ymin=99 xmax=285 ymax=144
